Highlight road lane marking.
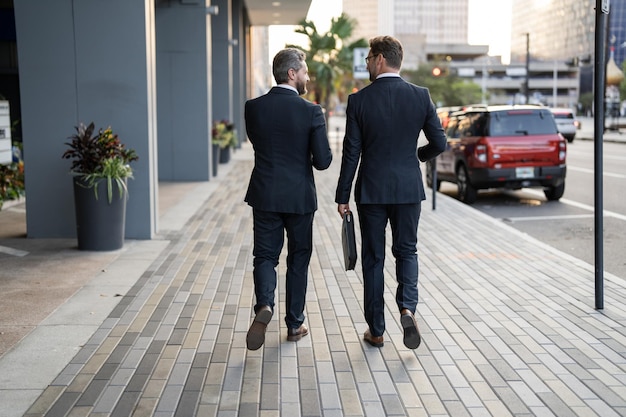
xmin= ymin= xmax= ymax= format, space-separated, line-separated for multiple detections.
xmin=522 ymin=189 xmax=626 ymax=221
xmin=567 ymin=165 xmax=626 ymax=179
xmin=503 ymin=214 xmax=594 ymax=222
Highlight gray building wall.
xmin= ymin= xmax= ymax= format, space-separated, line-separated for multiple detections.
xmin=212 ymin=0 xmax=234 ymax=125
xmin=232 ymin=0 xmax=246 ymax=146
xmin=14 ymin=0 xmax=158 ymax=239
xmin=7 ymin=0 xmax=281 ymax=242
xmin=156 ymin=2 xmax=215 ymax=181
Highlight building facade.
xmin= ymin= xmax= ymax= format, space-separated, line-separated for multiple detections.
xmin=509 ymin=0 xmax=626 ymax=103
xmin=509 ymin=0 xmax=596 ymax=65
xmin=343 ymin=0 xmax=477 ymax=69
xmin=611 ymin=0 xmax=626 ymax=67
xmin=0 ymin=0 xmax=310 ymax=241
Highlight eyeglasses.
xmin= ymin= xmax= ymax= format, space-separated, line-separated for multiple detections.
xmin=365 ymin=53 xmax=380 ymax=63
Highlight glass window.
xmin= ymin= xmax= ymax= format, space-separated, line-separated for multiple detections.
xmin=488 ymin=110 xmax=558 ymax=136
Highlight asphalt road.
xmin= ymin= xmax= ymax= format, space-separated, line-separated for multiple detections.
xmin=436 ymin=133 xmax=626 ymax=281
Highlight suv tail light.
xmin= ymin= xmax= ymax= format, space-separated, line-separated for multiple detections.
xmin=559 ymin=140 xmax=566 ymax=162
xmin=475 ymin=143 xmax=487 ymax=164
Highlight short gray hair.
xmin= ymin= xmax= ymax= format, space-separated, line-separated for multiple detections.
xmin=272 ymin=48 xmax=306 ymax=84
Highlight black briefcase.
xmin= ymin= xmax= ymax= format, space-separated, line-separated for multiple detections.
xmin=342 ymin=210 xmax=357 ymax=270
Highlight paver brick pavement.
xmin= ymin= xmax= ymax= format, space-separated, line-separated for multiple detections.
xmin=2 ymin=143 xmax=626 ymax=416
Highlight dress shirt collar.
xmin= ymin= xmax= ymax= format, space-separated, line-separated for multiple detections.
xmin=376 ymin=73 xmax=401 ymax=79
xmin=276 ymin=84 xmax=298 ymax=94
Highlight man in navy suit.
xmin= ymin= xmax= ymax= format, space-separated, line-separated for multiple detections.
xmin=244 ymin=48 xmax=332 ymax=350
xmin=335 ymin=36 xmax=446 ymax=349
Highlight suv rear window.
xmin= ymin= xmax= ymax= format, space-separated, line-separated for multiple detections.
xmin=552 ymin=113 xmax=574 ymax=120
xmin=487 ymin=110 xmax=558 ymax=136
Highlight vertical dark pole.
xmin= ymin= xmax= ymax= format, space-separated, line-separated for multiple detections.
xmin=525 ymin=33 xmax=530 ymax=104
xmin=594 ymin=0 xmax=608 ymax=310
xmin=431 ymin=159 xmax=437 ymax=210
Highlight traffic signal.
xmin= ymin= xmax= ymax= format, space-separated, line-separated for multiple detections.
xmin=431 ymin=66 xmax=450 ymax=77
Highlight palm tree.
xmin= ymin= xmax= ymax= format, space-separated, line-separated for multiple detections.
xmin=287 ymin=13 xmax=367 ymax=116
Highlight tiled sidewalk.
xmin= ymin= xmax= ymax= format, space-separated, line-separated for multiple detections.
xmin=5 ymin=144 xmax=626 ymax=416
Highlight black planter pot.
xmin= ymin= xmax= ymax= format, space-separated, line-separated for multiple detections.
xmin=73 ymin=177 xmax=127 ymax=251
xmin=212 ymin=143 xmax=220 ymax=176
xmin=219 ymin=146 xmax=230 ymax=164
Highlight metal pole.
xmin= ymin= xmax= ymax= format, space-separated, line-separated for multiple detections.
xmin=431 ymin=159 xmax=437 ymax=210
xmin=593 ymin=0 xmax=608 ymax=310
xmin=553 ymin=60 xmax=558 ymax=106
xmin=525 ymin=33 xmax=530 ymax=104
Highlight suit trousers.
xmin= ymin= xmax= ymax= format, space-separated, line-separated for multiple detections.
xmin=252 ymin=208 xmax=314 ymax=329
xmin=356 ymin=203 xmax=422 ymax=337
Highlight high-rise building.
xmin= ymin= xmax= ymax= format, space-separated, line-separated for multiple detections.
xmin=395 ymin=0 xmax=469 ymax=45
xmin=609 ymin=0 xmax=626 ymax=67
xmin=343 ymin=0 xmax=480 ymax=69
xmin=509 ymin=0 xmax=626 ymax=99
xmin=509 ymin=0 xmax=595 ymax=65
xmin=341 ymin=0 xmax=581 ymax=106
xmin=342 ymin=0 xmax=389 ymax=44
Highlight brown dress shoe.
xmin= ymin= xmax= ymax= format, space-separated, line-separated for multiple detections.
xmin=246 ymin=306 xmax=273 ymax=350
xmin=287 ymin=324 xmax=309 ymax=341
xmin=363 ymin=329 xmax=384 ymax=347
xmin=401 ymin=309 xmax=421 ymax=349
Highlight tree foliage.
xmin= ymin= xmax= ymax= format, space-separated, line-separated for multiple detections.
xmin=286 ymin=13 xmax=367 ymax=111
xmin=284 ymin=14 xmax=483 ymax=111
xmin=402 ymin=65 xmax=483 ymax=107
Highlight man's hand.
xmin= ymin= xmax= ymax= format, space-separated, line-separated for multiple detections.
xmin=338 ymin=203 xmax=350 ymax=218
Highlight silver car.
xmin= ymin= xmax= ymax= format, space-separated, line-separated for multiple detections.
xmin=550 ymin=108 xmax=578 ymax=143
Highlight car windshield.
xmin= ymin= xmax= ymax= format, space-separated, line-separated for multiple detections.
xmin=552 ymin=113 xmax=574 ymax=120
xmin=488 ymin=111 xmax=558 ymax=136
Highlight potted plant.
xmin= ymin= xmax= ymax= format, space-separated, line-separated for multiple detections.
xmin=62 ymin=122 xmax=138 ymax=251
xmin=0 ymin=153 xmax=24 ymax=210
xmin=212 ymin=120 xmax=237 ymax=164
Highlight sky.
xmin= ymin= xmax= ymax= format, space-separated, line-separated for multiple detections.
xmin=269 ymin=0 xmax=512 ymax=64
xmin=468 ymin=0 xmax=512 ymax=63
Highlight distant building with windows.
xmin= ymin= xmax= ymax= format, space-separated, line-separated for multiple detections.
xmin=342 ymin=0 xmax=591 ymax=107
xmin=611 ymin=0 xmax=626 ymax=68
xmin=509 ymin=0 xmax=595 ymax=65
xmin=343 ymin=0 xmax=487 ymax=69
xmin=509 ymin=0 xmax=626 ymax=103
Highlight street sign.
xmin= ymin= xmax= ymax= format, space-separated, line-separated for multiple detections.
xmin=0 ymin=101 xmax=11 ymax=165
xmin=602 ymin=0 xmax=610 ymax=13
xmin=353 ymin=47 xmax=369 ymax=79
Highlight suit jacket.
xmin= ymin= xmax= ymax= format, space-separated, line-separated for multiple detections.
xmin=335 ymin=76 xmax=446 ymax=205
xmin=245 ymin=86 xmax=332 ymax=214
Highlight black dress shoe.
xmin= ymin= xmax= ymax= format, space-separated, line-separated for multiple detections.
xmin=401 ymin=309 xmax=421 ymax=349
xmin=363 ymin=329 xmax=384 ymax=347
xmin=287 ymin=324 xmax=308 ymax=341
xmin=246 ymin=306 xmax=272 ymax=350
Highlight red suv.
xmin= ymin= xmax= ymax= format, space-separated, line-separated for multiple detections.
xmin=427 ymin=105 xmax=567 ymax=204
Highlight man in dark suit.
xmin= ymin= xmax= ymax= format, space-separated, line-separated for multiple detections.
xmin=244 ymin=48 xmax=332 ymax=350
xmin=335 ymin=36 xmax=446 ymax=349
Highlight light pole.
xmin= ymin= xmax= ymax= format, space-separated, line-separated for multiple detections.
xmin=525 ymin=33 xmax=530 ymax=104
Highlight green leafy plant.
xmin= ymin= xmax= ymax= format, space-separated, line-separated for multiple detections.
xmin=0 ymin=159 xmax=24 ymax=209
xmin=211 ymin=120 xmax=237 ymax=149
xmin=62 ymin=122 xmax=138 ymax=203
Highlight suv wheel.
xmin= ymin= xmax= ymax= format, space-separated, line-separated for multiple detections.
xmin=457 ymin=165 xmax=477 ymax=204
xmin=544 ymin=182 xmax=565 ymax=201
xmin=425 ymin=161 xmax=441 ymax=190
